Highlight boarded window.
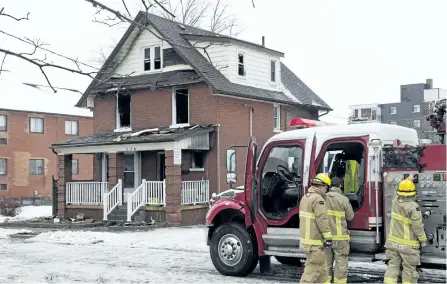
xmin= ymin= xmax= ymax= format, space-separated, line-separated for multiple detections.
xmin=30 ymin=159 xmax=44 ymax=175
xmin=163 ymin=48 xmax=186 ymax=67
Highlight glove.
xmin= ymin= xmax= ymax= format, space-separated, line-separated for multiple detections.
xmin=420 ymin=241 xmax=427 ymax=248
xmin=324 ymin=240 xmax=333 ymax=248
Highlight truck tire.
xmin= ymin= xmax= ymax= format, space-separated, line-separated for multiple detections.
xmin=274 ymin=256 xmax=302 ymax=266
xmin=210 ymin=222 xmax=257 ymax=277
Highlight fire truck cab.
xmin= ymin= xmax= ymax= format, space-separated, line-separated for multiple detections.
xmin=205 ymin=122 xmax=447 ymax=277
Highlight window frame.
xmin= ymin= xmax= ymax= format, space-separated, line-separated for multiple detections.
xmin=413 ymin=105 xmax=421 ymax=113
xmin=29 ymin=159 xmax=45 ymax=175
xmin=123 ymin=153 xmax=135 ymax=188
xmin=29 ymin=117 xmax=44 ymax=134
xmin=389 ymin=107 xmax=397 ymax=115
xmin=237 ymin=51 xmax=246 ymax=77
xmin=72 ymin=159 xmax=79 ymax=175
xmin=413 ymin=119 xmax=421 ymax=128
xmin=0 ymin=158 xmax=7 ymax=176
xmin=65 ymin=120 xmax=79 ymax=136
xmin=115 ymin=93 xmax=132 ymax=131
xmin=142 ymin=45 xmax=163 ymax=73
xmin=273 ymin=103 xmax=281 ymax=132
xmin=190 ymin=151 xmax=205 ymax=171
xmin=171 ymin=87 xmax=190 ymax=127
xmin=0 ymin=115 xmax=7 ymax=132
xmin=270 ymin=60 xmax=276 ymax=82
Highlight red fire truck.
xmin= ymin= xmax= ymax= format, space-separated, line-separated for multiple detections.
xmin=205 ymin=117 xmax=446 ymax=277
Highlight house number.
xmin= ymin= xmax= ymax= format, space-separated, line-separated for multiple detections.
xmin=126 ymin=147 xmax=136 ymax=151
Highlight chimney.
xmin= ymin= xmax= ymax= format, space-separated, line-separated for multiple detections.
xmin=426 ymin=78 xmax=433 ymax=89
xmin=262 ymin=36 xmax=265 ymax=47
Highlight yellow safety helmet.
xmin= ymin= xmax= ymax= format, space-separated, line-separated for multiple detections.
xmin=310 ymin=173 xmax=332 ymax=187
xmin=397 ymin=179 xmax=416 ymax=196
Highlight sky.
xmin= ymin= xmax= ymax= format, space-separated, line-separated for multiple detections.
xmin=0 ymin=0 xmax=446 ymax=123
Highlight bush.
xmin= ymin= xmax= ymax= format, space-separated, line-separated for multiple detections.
xmin=0 ymin=199 xmax=21 ymax=217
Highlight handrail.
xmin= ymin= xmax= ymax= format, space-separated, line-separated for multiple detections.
xmin=126 ymin=179 xmax=166 ymax=222
xmin=127 ymin=179 xmax=146 ymax=222
xmin=103 ymin=179 xmax=122 ymax=221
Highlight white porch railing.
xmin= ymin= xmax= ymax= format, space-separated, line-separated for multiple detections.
xmin=66 ymin=182 xmax=108 ymax=205
xmin=103 ymin=179 xmax=122 ymax=221
xmin=181 ymin=180 xmax=210 ymax=205
xmin=127 ymin=179 xmax=166 ymax=221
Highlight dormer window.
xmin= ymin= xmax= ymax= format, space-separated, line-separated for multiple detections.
xmin=238 ymin=53 xmax=245 ymax=76
xmin=143 ymin=46 xmax=162 ymax=72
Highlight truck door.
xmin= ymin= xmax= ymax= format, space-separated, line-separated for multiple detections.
xmin=302 ymin=134 xmax=317 ymax=193
xmin=244 ymin=136 xmax=258 ymax=227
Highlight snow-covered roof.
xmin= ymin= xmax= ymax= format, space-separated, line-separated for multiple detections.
xmin=0 ymin=79 xmax=92 ymax=117
xmin=267 ymin=123 xmax=419 ymax=146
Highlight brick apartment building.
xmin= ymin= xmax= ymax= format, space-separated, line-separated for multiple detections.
xmin=0 ymin=108 xmax=93 ymax=205
xmin=51 ymin=12 xmax=331 ymax=225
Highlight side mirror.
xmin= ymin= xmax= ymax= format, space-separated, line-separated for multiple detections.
xmin=226 ymin=149 xmax=236 ymax=173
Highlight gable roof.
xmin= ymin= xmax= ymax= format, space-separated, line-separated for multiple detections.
xmin=76 ymin=12 xmax=331 ymax=111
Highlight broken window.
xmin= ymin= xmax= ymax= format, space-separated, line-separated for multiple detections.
xmin=144 ymin=48 xmax=151 ymax=71
xmin=271 ymin=60 xmax=276 ymax=82
xmin=192 ymin=152 xmax=205 ymax=169
xmin=117 ymin=94 xmax=131 ymax=129
xmin=238 ymin=53 xmax=245 ymax=76
xmin=174 ymin=88 xmax=189 ymax=125
xmin=154 ymin=46 xmax=161 ymax=70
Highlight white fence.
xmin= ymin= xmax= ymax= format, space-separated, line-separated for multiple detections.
xmin=103 ymin=179 xmax=122 ymax=221
xmin=66 ymin=182 xmax=108 ymax=205
xmin=127 ymin=180 xmax=166 ymax=221
xmin=181 ymin=180 xmax=210 ymax=205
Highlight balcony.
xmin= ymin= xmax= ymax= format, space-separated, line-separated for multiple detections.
xmin=348 ymin=115 xmax=382 ymax=124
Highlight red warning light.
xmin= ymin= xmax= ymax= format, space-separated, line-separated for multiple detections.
xmin=443 ymin=173 xmax=446 ymax=181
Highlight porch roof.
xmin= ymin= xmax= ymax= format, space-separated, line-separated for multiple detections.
xmin=51 ymin=124 xmax=216 ymax=154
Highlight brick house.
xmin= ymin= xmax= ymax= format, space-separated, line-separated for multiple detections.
xmin=51 ymin=12 xmax=331 ymax=225
xmin=0 ymin=108 xmax=93 ymax=205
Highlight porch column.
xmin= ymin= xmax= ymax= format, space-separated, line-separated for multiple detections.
xmin=164 ymin=150 xmax=182 ymax=226
xmin=57 ymin=154 xmax=72 ymax=218
xmin=108 ymin=152 xmax=124 ymax=188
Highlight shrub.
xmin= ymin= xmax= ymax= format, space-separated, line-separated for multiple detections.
xmin=0 ymin=199 xmax=21 ymax=217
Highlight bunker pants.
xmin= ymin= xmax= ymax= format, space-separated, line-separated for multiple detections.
xmin=326 ymin=241 xmax=349 ymax=283
xmin=300 ymin=245 xmax=330 ymax=284
xmin=384 ymin=247 xmax=421 ymax=284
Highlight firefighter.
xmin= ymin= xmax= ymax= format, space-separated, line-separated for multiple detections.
xmin=325 ymin=177 xmax=355 ymax=284
xmin=383 ymin=178 xmax=427 ymax=284
xmin=299 ymin=173 xmax=333 ymax=284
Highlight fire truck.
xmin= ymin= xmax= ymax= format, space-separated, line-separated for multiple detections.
xmin=205 ymin=114 xmax=446 ymax=277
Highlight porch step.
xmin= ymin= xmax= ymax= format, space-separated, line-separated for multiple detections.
xmin=107 ymin=207 xmax=128 ymax=222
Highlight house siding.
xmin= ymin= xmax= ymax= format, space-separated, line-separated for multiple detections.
xmin=0 ymin=110 xmax=93 ymax=200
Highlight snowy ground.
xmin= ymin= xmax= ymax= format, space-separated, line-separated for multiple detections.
xmin=0 ymin=227 xmax=445 ymax=283
xmin=0 ymin=205 xmax=52 ymax=223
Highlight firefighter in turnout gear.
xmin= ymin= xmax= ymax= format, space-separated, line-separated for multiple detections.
xmin=325 ymin=177 xmax=355 ymax=284
xmin=384 ymin=178 xmax=427 ymax=284
xmin=299 ymin=173 xmax=333 ymax=284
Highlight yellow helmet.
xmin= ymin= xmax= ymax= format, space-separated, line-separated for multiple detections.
xmin=311 ymin=173 xmax=332 ymax=187
xmin=397 ymin=179 xmax=416 ymax=196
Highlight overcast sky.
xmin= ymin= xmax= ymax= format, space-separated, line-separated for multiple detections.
xmin=0 ymin=0 xmax=446 ymax=123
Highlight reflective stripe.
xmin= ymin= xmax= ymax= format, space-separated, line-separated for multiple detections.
xmin=334 ymin=277 xmax=347 ymax=284
xmin=299 ymin=238 xmax=324 ymax=246
xmin=384 ymin=277 xmax=397 ymax=284
xmin=418 ymin=234 xmax=427 ymax=242
xmin=323 ymin=231 xmax=333 ymax=239
xmin=388 ymin=235 xmax=420 ymax=246
xmin=322 ymin=278 xmax=331 ymax=284
xmin=328 ymin=209 xmax=349 ymax=240
xmin=391 ymin=212 xmax=411 ymax=224
xmin=300 ymin=211 xmax=316 ymax=218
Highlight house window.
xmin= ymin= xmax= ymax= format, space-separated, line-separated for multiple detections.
xmin=0 ymin=158 xmax=6 ymax=175
xmin=123 ymin=154 xmax=135 ymax=188
xmin=29 ymin=159 xmax=44 ymax=175
xmin=143 ymin=46 xmax=162 ymax=72
xmin=354 ymin=109 xmax=359 ymax=118
xmin=413 ymin=105 xmax=421 ymax=113
xmin=0 ymin=115 xmax=6 ymax=132
xmin=0 ymin=183 xmax=7 ymax=190
xmin=273 ymin=104 xmax=280 ymax=130
xmin=116 ymin=94 xmax=131 ymax=129
xmin=29 ymin=117 xmax=44 ymax=133
xmin=271 ymin=60 xmax=276 ymax=82
xmin=72 ymin=159 xmax=79 ymax=175
xmin=65 ymin=120 xmax=79 ymax=135
xmin=390 ymin=107 xmax=397 ymax=115
xmin=191 ymin=152 xmax=205 ymax=170
xmin=390 ymin=120 xmax=397 ymax=125
xmin=238 ymin=53 xmax=245 ymax=76
xmin=413 ymin=120 xmax=421 ymax=128
xmin=172 ymin=88 xmax=189 ymax=125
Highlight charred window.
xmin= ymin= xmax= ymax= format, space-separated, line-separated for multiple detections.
xmin=154 ymin=47 xmax=161 ymax=70
xmin=144 ymin=48 xmax=151 ymax=71
xmin=238 ymin=53 xmax=245 ymax=76
xmin=192 ymin=151 xmax=205 ymax=169
xmin=117 ymin=94 xmax=131 ymax=128
xmin=174 ymin=88 xmax=189 ymax=125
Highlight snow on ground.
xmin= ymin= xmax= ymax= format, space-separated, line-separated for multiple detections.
xmin=0 ymin=206 xmax=52 ymax=223
xmin=0 ymin=227 xmax=445 ymax=283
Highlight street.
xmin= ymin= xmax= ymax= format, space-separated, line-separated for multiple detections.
xmin=0 ymin=227 xmax=445 ymax=283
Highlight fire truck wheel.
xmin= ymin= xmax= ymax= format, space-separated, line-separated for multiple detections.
xmin=274 ymin=256 xmax=302 ymax=266
xmin=210 ymin=222 xmax=257 ymax=277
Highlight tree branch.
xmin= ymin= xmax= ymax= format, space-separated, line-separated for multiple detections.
xmin=121 ymin=0 xmax=132 ymax=17
xmin=252 ymin=0 xmax=255 ymax=8
xmin=0 ymin=7 xmax=30 ymax=21
xmin=0 ymin=53 xmax=6 ymax=75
